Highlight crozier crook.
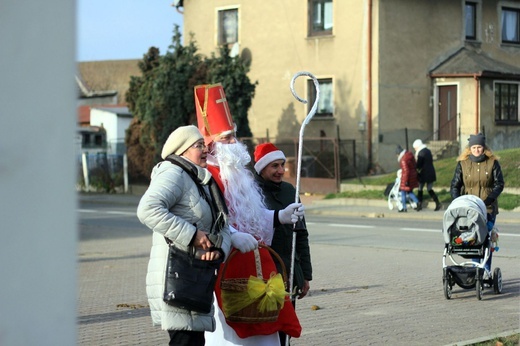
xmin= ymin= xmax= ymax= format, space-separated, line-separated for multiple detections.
xmin=290 ymin=71 xmax=320 ymax=203
xmin=287 ymin=72 xmax=319 ymax=326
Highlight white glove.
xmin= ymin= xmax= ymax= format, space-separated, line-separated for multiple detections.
xmin=279 ymin=202 xmax=304 ymax=224
xmin=231 ymin=231 xmax=258 ymax=253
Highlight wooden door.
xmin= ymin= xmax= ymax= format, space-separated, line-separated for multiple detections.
xmin=438 ymin=85 xmax=458 ymax=140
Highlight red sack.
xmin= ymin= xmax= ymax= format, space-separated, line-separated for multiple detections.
xmin=215 ymin=246 xmax=301 ymax=339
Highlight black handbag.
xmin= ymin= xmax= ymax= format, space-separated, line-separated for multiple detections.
xmin=161 ymin=156 xmax=229 ymax=314
xmin=163 ymin=244 xmax=223 ymax=313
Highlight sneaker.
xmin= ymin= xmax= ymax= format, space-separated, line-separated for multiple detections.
xmin=398 ymin=209 xmax=407 ymax=213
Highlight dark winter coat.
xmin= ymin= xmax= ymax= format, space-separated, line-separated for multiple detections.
xmin=398 ymin=150 xmax=419 ymax=191
xmin=450 ymin=148 xmax=504 ymax=216
xmin=415 ymin=147 xmax=437 ymax=184
xmin=255 ymin=175 xmax=313 ymax=293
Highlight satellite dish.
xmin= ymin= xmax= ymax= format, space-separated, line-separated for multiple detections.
xmin=229 ymin=42 xmax=240 ymax=57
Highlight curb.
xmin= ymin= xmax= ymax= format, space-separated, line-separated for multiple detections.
xmin=443 ymin=329 xmax=520 ymax=346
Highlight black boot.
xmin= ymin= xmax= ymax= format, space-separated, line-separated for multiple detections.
xmin=429 ymin=190 xmax=441 ymax=211
xmin=416 ymin=191 xmax=423 ymax=211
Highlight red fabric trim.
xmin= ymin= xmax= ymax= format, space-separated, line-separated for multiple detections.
xmin=207 ymin=165 xmax=225 ymax=192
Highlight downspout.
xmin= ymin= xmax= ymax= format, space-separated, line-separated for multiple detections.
xmin=474 ymin=74 xmax=479 ymax=133
xmin=367 ymin=0 xmax=373 ymax=167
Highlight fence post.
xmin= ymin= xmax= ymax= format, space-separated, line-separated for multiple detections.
xmin=123 ymin=153 xmax=129 ymax=194
xmin=82 ymin=152 xmax=89 ymax=192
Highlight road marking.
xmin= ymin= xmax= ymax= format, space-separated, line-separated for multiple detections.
xmin=307 ymin=222 xmax=374 ymax=229
xmin=330 ymin=223 xmax=374 ymax=228
xmin=401 ymin=227 xmax=520 ymax=238
xmin=79 ymin=212 xmax=520 ymax=237
xmin=498 ymin=233 xmax=520 ymax=237
xmin=106 ymin=211 xmax=136 ymax=216
xmin=400 ymin=228 xmax=439 ymax=233
xmin=78 ymin=209 xmax=135 ymax=216
xmin=78 ymin=209 xmax=97 ymax=213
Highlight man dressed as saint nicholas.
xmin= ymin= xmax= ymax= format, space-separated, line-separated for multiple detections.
xmin=194 ymin=83 xmax=304 ymax=346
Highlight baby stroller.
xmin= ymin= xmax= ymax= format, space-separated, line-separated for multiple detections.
xmin=386 ymin=169 xmax=417 ymax=211
xmin=442 ymin=195 xmax=502 ymax=300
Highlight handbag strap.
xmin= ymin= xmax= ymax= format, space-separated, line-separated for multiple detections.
xmin=164 ymin=156 xmax=228 ymax=237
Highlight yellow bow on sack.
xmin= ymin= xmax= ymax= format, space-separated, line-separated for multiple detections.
xmin=222 ymin=273 xmax=287 ymax=317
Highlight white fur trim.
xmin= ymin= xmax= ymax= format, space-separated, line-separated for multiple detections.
xmin=254 ymin=150 xmax=286 ymax=174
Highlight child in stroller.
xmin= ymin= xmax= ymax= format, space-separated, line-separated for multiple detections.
xmin=442 ymin=195 xmax=502 ymax=300
xmin=386 ymin=169 xmax=418 ymax=212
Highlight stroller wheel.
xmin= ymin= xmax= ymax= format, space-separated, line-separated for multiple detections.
xmin=493 ymin=268 xmax=503 ymax=294
xmin=443 ymin=269 xmax=452 ymax=300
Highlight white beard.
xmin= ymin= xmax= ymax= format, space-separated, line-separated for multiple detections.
xmin=213 ymin=141 xmax=272 ymax=243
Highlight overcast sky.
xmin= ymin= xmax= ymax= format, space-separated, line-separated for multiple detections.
xmin=76 ymin=0 xmax=183 ymax=62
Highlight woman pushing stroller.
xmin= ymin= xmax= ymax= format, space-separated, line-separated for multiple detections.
xmin=450 ymin=133 xmax=504 ymax=279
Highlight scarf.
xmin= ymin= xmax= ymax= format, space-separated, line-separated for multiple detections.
xmin=469 ymin=154 xmax=486 ymax=163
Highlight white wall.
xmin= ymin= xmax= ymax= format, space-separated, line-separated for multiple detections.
xmin=90 ymin=108 xmax=132 ymax=154
xmin=91 ymin=108 xmax=118 ymax=139
xmin=0 ymin=1 xmax=77 ymax=345
xmin=117 ymin=116 xmax=132 ymax=141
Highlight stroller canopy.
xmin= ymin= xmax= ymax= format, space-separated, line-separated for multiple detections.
xmin=442 ymin=195 xmax=488 ymax=245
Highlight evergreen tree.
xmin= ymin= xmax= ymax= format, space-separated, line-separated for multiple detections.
xmin=125 ymin=26 xmax=256 ymax=182
xmin=125 ymin=26 xmax=205 ymax=180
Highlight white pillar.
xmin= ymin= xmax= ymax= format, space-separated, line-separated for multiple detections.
xmin=0 ymin=1 xmax=77 ymax=345
xmin=123 ymin=153 xmax=129 ymax=193
xmin=82 ymin=152 xmax=90 ymax=192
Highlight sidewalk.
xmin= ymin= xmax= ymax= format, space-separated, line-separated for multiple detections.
xmin=302 ymin=195 xmax=520 ymax=224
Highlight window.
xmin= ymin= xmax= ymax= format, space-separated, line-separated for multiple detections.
xmin=465 ymin=2 xmax=477 ymax=40
xmin=218 ymin=8 xmax=238 ymax=45
xmin=309 ymin=0 xmax=333 ymax=36
xmin=495 ymin=82 xmax=519 ymax=124
xmin=308 ymin=78 xmax=333 ymax=117
xmin=501 ymin=7 xmax=520 ymax=44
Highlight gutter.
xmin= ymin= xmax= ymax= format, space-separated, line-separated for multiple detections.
xmin=367 ymin=0 xmax=373 ymax=167
xmin=474 ymin=74 xmax=480 ymax=133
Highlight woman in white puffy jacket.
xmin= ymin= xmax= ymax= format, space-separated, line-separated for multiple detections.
xmin=137 ymin=125 xmax=231 ymax=346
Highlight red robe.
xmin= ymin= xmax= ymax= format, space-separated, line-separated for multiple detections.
xmin=207 ymin=164 xmax=301 ymax=338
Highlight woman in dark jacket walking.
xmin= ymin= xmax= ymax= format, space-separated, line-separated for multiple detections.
xmin=413 ymin=139 xmax=441 ymax=211
xmin=450 ymin=133 xmax=504 ymax=277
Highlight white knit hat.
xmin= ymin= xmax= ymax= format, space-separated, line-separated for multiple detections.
xmin=412 ymin=139 xmax=423 ymax=149
xmin=253 ymin=143 xmax=286 ymax=174
xmin=161 ymin=125 xmax=203 ymax=159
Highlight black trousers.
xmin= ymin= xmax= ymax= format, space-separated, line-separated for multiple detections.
xmin=279 ymin=299 xmax=297 ymax=346
xmin=168 ymin=330 xmax=205 ymax=346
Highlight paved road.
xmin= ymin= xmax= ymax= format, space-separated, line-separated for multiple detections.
xmin=77 ymin=193 xmax=520 ymax=345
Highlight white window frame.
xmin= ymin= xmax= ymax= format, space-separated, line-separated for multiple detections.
xmin=464 ymin=1 xmax=481 ymax=41
xmin=216 ymin=6 xmax=239 ymax=46
xmin=307 ymin=77 xmax=334 ymax=118
xmin=308 ymin=0 xmax=333 ymax=37
xmin=494 ymin=80 xmax=520 ymax=124
xmin=500 ymin=4 xmax=520 ymax=44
